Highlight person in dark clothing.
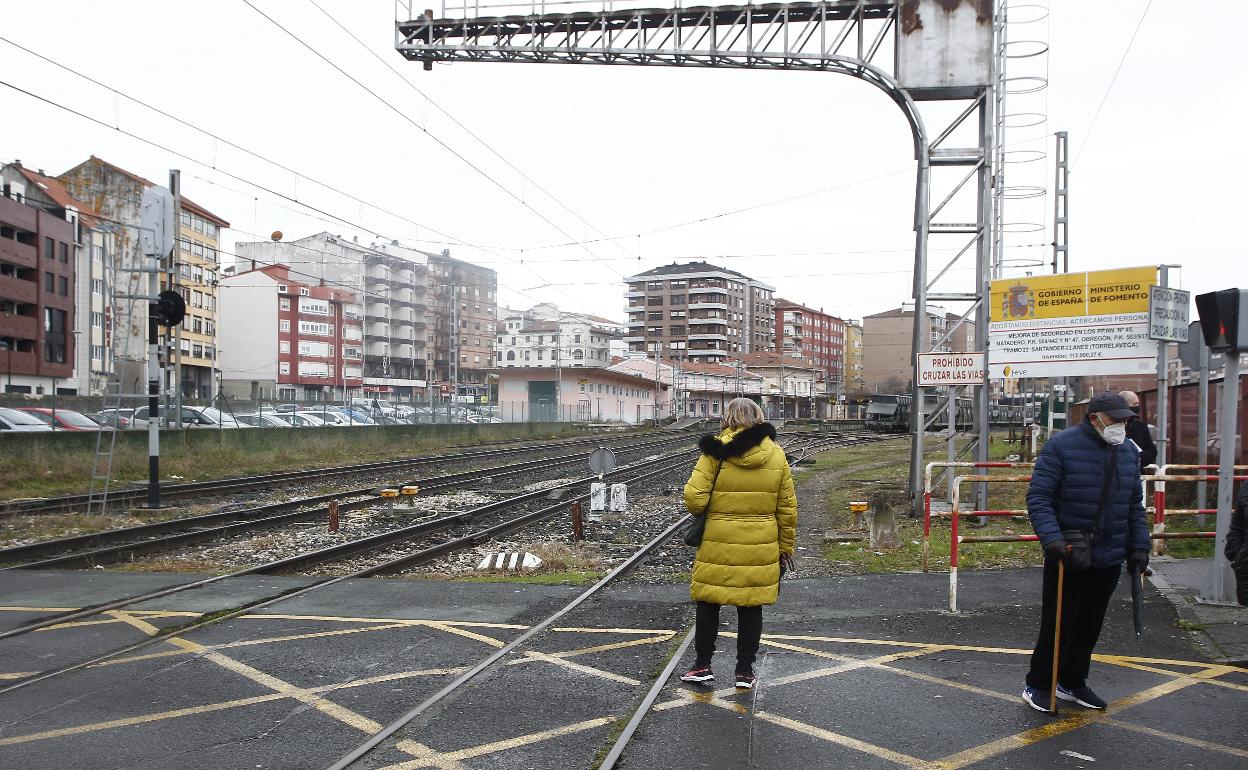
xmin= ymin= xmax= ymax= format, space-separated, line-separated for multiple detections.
xmin=1022 ymin=392 xmax=1150 ymax=713
xmin=1118 ymin=391 xmax=1158 ymax=470
xmin=1226 ymin=481 xmax=1248 ymax=606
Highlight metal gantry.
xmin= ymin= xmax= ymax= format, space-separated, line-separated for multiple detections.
xmin=397 ymin=0 xmax=1000 ymax=510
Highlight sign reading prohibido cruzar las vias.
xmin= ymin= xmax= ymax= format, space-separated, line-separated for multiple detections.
xmin=988 ymin=267 xmax=1158 ymax=378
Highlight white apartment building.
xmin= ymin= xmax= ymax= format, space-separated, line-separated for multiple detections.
xmin=495 ymin=305 xmax=621 ymax=369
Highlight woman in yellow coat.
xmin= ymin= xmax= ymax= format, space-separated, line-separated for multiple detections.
xmin=680 ymin=398 xmax=797 ymax=689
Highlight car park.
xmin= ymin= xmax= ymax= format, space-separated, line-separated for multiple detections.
xmin=18 ymin=407 xmax=114 ymax=431
xmin=299 ymin=409 xmax=350 ymax=426
xmin=131 ymin=406 xmax=216 ymax=427
xmin=280 ymin=412 xmax=326 ymax=427
xmin=0 ymin=407 xmax=54 ymax=432
xmin=186 ymin=406 xmax=247 ymax=428
xmin=90 ymin=408 xmax=149 ymax=430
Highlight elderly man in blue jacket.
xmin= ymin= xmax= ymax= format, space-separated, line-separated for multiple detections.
xmin=1022 ymin=391 xmax=1151 ymax=712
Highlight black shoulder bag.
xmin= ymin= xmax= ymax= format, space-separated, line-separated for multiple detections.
xmin=683 ymin=460 xmax=724 ymax=547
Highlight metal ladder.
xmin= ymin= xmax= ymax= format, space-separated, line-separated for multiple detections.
xmin=84 ymin=243 xmax=148 ymax=518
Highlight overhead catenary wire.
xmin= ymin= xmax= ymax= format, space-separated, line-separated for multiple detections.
xmin=1071 ymin=0 xmax=1153 ymax=168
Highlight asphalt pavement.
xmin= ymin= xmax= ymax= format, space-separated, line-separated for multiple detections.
xmin=0 ymin=567 xmax=1242 ymax=770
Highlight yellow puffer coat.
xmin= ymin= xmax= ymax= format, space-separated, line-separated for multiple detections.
xmin=684 ymin=422 xmax=797 ymax=606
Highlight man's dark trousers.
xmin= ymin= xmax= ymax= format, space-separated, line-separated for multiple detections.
xmin=1025 ymin=557 xmax=1122 ymax=690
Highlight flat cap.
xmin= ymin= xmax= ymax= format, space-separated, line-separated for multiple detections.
xmin=1087 ymin=391 xmax=1136 ymax=420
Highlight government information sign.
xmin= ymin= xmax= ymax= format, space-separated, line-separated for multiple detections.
xmin=1148 ymin=286 xmax=1190 ymax=342
xmin=988 ymin=267 xmax=1158 ymax=378
xmin=917 ymin=352 xmax=985 ymax=387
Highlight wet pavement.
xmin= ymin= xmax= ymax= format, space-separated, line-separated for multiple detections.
xmin=0 ymin=568 xmax=1243 ymax=769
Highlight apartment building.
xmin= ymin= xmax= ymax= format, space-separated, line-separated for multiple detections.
xmin=495 ymin=304 xmax=620 ymax=369
xmin=218 ymin=264 xmax=364 ymax=401
xmin=60 ymin=156 xmax=229 ymax=399
xmin=861 ymin=304 xmax=976 ymax=392
xmin=1 ymin=162 xmax=118 ymax=395
xmin=234 ymin=232 xmax=429 ymax=397
xmin=0 ymin=180 xmax=76 ymax=393
xmin=624 ymin=261 xmax=775 ymax=364
xmin=774 ymin=299 xmax=845 ymax=391
xmin=730 ymin=352 xmax=825 ymax=419
xmin=428 ymin=250 xmax=498 ymax=400
xmin=843 ymin=320 xmax=866 ymax=395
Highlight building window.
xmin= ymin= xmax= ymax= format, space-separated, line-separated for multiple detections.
xmin=280 ymin=340 xmax=290 ymax=353
xmin=300 ymin=287 xmax=310 ymax=296
xmin=91 ymin=278 xmax=104 ymax=295
xmin=278 ymin=284 xmax=288 ymax=293
xmin=280 ymin=320 xmax=290 ymax=332
xmin=279 ymin=361 xmax=290 ymax=375
xmin=44 ymin=271 xmax=55 ymax=292
xmin=647 ymin=296 xmax=664 ymax=306
xmin=670 ymin=294 xmax=686 ymax=305
xmin=91 ymin=311 xmax=103 ymax=328
xmin=280 ymin=298 xmax=291 ymax=310
xmin=59 ymin=242 xmax=68 ymax=263
xmin=44 ymin=237 xmax=54 ymax=258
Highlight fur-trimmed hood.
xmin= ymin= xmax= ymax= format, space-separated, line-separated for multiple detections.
xmin=698 ymin=422 xmax=778 ymax=461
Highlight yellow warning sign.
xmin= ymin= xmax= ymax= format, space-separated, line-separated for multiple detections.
xmin=990 ymin=267 xmax=1155 ymax=322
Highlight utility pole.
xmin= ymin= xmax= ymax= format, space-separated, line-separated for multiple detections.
xmin=1196 ymin=339 xmax=1210 ymax=525
xmin=1155 ymin=264 xmax=1173 ymax=469
xmin=168 ymin=170 xmax=182 ymax=428
xmin=450 ymin=281 xmax=459 ymax=408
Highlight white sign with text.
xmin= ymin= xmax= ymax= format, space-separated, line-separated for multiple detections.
xmin=917 ymin=352 xmax=986 ymax=387
xmin=1148 ymin=286 xmax=1191 ymax=342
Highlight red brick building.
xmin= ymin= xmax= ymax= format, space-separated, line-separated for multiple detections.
xmin=218 ymin=264 xmax=364 ymax=401
xmin=774 ymin=299 xmax=845 ymax=390
xmin=0 ymin=187 xmax=76 ymax=393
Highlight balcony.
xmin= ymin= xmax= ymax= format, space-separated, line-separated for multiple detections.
xmin=687 ymin=301 xmax=728 ymax=311
xmin=0 ymin=312 xmax=38 ymax=340
xmin=367 ymin=321 xmax=390 ymax=338
xmin=687 ymin=349 xmax=724 ymax=358
xmin=0 ymin=274 xmax=38 ymax=304
xmin=688 ymin=333 xmax=728 ymax=341
xmin=0 ymin=238 xmax=37 ymax=269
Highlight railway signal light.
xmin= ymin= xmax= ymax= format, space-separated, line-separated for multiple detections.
xmin=151 ymin=289 xmax=186 ymax=327
xmin=1195 ymin=289 xmax=1248 ymax=353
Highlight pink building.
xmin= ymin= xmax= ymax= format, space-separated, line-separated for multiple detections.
xmin=495 ymin=366 xmax=659 ymax=423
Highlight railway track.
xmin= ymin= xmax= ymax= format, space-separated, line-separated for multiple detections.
xmin=0 ymin=429 xmax=882 ymax=700
xmin=0 ymin=432 xmax=696 ymax=570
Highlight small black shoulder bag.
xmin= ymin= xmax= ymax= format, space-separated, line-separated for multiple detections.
xmin=683 ymin=461 xmax=724 ymax=548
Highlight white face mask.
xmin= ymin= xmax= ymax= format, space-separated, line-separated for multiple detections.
xmin=1099 ymin=420 xmax=1126 ymax=445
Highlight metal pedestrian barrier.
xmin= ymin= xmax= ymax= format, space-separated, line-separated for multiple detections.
xmin=922 ymin=461 xmax=1033 ymax=573
xmin=1148 ymin=464 xmax=1247 ymax=555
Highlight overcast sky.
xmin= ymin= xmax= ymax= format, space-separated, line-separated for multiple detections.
xmin=1 ymin=1 xmax=1242 ymax=322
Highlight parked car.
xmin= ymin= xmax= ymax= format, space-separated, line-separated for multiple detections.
xmin=186 ymin=406 xmax=247 ymax=428
xmin=0 ymin=407 xmax=54 ymax=432
xmin=324 ymin=406 xmax=375 ymax=425
xmin=131 ymin=405 xmax=214 ymax=427
xmin=279 ymin=412 xmax=326 ymax=427
xmin=298 ymin=409 xmax=349 ymax=426
xmin=18 ymin=407 xmax=114 ymax=431
xmin=235 ymin=412 xmax=292 ymax=428
xmin=90 ymin=408 xmax=149 ymax=430
xmin=273 ymin=403 xmax=300 ymax=413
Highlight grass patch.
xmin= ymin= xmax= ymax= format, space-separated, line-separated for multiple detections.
xmin=527 ymin=541 xmax=603 ymax=571
xmin=106 ymin=557 xmax=231 ymax=574
xmin=820 ymin=432 xmax=1043 ymax=574
xmin=0 ymin=425 xmax=587 ymax=501
xmin=0 ymin=508 xmax=190 ymax=546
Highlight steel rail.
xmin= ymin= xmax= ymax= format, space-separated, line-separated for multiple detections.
xmin=325 ymin=476 xmax=695 ymax=770
xmin=0 ymin=428 xmax=670 ymax=516
xmin=0 ymin=444 xmax=693 ymax=640
xmin=597 ymin=627 xmax=696 ymax=770
xmin=0 ymin=450 xmax=692 ymax=696
xmin=0 ymin=433 xmax=693 ymax=568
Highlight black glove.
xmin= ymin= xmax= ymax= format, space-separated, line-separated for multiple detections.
xmin=1128 ymin=550 xmax=1149 ymax=572
xmin=1042 ymin=539 xmax=1070 ymax=563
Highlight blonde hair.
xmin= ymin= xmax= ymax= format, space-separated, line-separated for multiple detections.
xmin=722 ymin=397 xmax=765 ymax=430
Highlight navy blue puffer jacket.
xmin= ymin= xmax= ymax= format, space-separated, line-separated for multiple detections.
xmin=1027 ymin=420 xmax=1149 ymax=569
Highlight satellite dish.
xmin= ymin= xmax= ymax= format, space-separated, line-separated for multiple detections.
xmin=271 ymin=230 xmax=283 ymax=242
xmin=588 ymin=447 xmax=617 ymax=475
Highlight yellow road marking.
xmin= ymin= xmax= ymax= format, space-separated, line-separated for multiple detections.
xmin=94 ymin=622 xmax=414 ymax=668
xmin=758 ymin=637 xmax=1016 ymax=704
xmin=513 ymin=650 xmax=641 ymax=686
xmin=1102 ymin=717 xmax=1248 ymax=758
xmin=0 ymin=667 xmax=465 ymax=747
xmin=0 ymin=671 xmax=39 ymax=680
xmin=0 ymin=605 xmax=78 ymax=612
xmin=931 ymin=668 xmax=1227 ymax=770
xmin=377 ymin=717 xmax=617 ymax=770
xmin=418 ymin=620 xmax=507 ymax=648
xmin=752 ymin=710 xmax=938 ymax=770
xmin=36 ymin=611 xmax=199 ymax=632
xmin=244 ymin=613 xmax=527 ymax=630
xmin=520 ymin=634 xmax=674 ymax=660
xmin=1099 ymin=658 xmax=1248 ymax=693
xmin=552 ymin=626 xmax=679 ymax=635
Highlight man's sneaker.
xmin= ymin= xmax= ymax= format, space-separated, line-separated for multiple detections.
xmin=735 ymin=671 xmax=757 ymax=690
xmin=1056 ymin=684 xmax=1107 ymax=709
xmin=1022 ymin=685 xmax=1054 ymax=713
xmin=680 ymin=666 xmax=714 ymax=684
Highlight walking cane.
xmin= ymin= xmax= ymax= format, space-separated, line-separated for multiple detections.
xmin=1049 ymin=552 xmax=1068 ymax=714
